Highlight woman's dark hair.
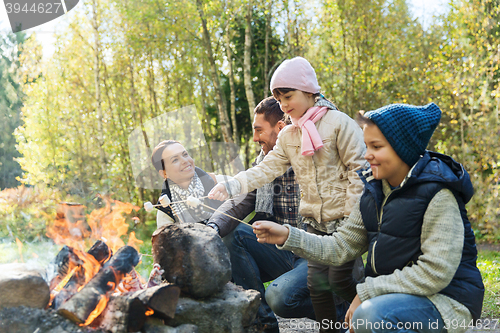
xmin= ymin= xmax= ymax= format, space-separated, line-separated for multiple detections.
xmin=254 ymin=96 xmax=285 ymax=126
xmin=151 ymin=140 xmax=181 ymax=172
xmin=356 ymin=110 xmax=376 ymax=128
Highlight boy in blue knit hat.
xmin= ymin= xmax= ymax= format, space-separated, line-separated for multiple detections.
xmin=253 ymin=102 xmax=484 ymax=333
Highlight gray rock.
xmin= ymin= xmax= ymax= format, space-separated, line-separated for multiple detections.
xmin=166 ymin=282 xmax=261 ymax=333
xmin=152 ymin=223 xmax=232 ymax=299
xmin=0 ymin=263 xmax=50 ymax=309
xmin=144 ymin=317 xmax=199 ymax=333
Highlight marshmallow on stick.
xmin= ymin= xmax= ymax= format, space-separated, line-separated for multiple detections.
xmin=186 ymin=196 xmax=202 ymax=208
xmin=144 ymin=201 xmax=155 ymax=212
xmin=159 ymin=194 xmax=171 ymax=207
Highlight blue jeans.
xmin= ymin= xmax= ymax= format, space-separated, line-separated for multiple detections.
xmin=223 ymin=223 xmax=348 ymax=331
xmin=351 ymin=293 xmax=445 ymax=333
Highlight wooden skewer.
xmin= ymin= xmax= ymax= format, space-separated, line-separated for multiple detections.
xmin=160 ymin=195 xmax=210 ymax=207
xmin=198 ymin=202 xmax=247 ymax=224
xmin=150 ymin=195 xmax=246 ymax=224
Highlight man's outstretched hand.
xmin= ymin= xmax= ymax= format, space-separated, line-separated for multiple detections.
xmin=252 ymin=221 xmax=290 ymax=246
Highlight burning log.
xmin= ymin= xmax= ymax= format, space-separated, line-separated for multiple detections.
xmin=130 ymin=283 xmax=180 ymax=319
xmin=93 ymin=295 xmax=147 ymax=333
xmin=93 ymin=283 xmax=180 ymax=332
xmin=46 ymin=245 xmax=82 ymax=290
xmin=91 ymin=283 xmax=179 ymax=332
xmin=51 ymin=240 xmax=112 ymax=309
xmin=88 ymin=240 xmax=113 ymax=263
xmin=57 ymin=246 xmax=140 ymax=325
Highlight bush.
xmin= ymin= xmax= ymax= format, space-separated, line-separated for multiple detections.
xmin=0 ymin=185 xmax=61 ymax=242
xmin=468 ymin=173 xmax=500 ymax=243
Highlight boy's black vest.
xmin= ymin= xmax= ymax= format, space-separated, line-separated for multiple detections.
xmin=359 ymin=151 xmax=484 ymax=321
xmin=156 ymin=167 xmax=222 ymax=222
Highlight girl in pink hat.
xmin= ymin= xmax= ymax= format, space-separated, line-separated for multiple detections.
xmin=209 ymin=56 xmax=368 ymax=332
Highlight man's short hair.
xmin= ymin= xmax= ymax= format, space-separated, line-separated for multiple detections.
xmin=151 ymin=140 xmax=181 ymax=172
xmin=254 ymin=96 xmax=285 ymax=127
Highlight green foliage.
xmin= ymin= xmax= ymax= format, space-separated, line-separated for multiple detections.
xmin=0 ymin=185 xmax=61 ymax=242
xmin=4 ymin=0 xmax=498 ymax=240
xmin=0 ymin=31 xmax=26 ymax=189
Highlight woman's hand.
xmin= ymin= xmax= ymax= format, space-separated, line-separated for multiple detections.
xmin=345 ymin=294 xmax=362 ymax=333
xmin=208 ymin=183 xmax=229 ymax=201
xmin=252 ymin=221 xmax=290 ymax=246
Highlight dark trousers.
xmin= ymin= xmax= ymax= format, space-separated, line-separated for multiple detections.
xmin=306 ymin=225 xmax=363 ymax=333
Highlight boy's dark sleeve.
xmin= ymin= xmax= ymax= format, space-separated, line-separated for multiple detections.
xmin=208 ymin=190 xmax=257 ymax=237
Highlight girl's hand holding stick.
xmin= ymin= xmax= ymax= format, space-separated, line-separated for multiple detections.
xmin=208 ymin=183 xmax=229 ymax=201
xmin=252 ymin=221 xmax=290 ymax=246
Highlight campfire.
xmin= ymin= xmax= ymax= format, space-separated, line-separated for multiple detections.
xmin=43 ymin=196 xmax=180 ymax=332
xmin=1 ymin=194 xmax=262 ymax=333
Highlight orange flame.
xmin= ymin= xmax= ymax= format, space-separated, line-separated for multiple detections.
xmin=46 ymin=195 xmax=144 ymax=326
xmin=127 ymin=231 xmax=143 ymax=249
xmin=75 ymin=250 xmax=102 ymax=293
xmin=46 ymin=195 xmax=140 ymax=253
xmin=145 ymin=308 xmax=154 ymax=316
xmin=81 ymin=295 xmax=109 ymax=326
xmin=53 ymin=266 xmax=78 ymax=293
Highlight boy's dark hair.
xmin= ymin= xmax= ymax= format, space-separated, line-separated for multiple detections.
xmin=356 ymin=110 xmax=376 ymax=128
xmin=254 ymin=96 xmax=285 ymax=126
xmin=151 ymin=140 xmax=181 ymax=172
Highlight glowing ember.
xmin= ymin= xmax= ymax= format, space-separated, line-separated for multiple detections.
xmin=145 ymin=308 xmax=154 ymax=316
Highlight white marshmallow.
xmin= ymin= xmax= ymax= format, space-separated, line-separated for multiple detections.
xmin=144 ymin=201 xmax=154 ymax=212
xmin=186 ymin=196 xmax=202 ymax=208
xmin=159 ymin=194 xmax=171 ymax=207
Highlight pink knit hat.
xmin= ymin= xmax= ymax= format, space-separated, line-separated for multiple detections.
xmin=270 ymin=57 xmax=321 ymax=94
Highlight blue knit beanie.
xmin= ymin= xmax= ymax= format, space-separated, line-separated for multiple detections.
xmin=365 ymin=102 xmax=442 ymax=167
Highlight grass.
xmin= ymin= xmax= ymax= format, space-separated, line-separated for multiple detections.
xmin=477 ymin=250 xmax=500 ymax=318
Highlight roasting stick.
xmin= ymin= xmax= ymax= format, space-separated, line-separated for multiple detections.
xmin=143 ymin=195 xmax=210 ymax=211
xmin=197 ymin=202 xmax=247 ymax=224
xmin=144 ymin=195 xmax=247 ymax=224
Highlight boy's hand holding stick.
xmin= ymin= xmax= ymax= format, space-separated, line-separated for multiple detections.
xmin=252 ymin=221 xmax=290 ymax=246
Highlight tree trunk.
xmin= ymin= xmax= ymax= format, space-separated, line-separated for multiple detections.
xmin=264 ymin=0 xmax=272 ymax=98
xmin=129 ymin=60 xmax=154 ymax=192
xmin=244 ymin=0 xmax=256 ymax=119
xmin=91 ymin=0 xmax=107 ymax=179
xmin=102 ymin=62 xmax=134 ymax=199
xmin=226 ymin=23 xmax=238 ymax=143
xmin=199 ymin=67 xmax=213 ymax=140
xmin=195 ymin=0 xmax=233 ymax=144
